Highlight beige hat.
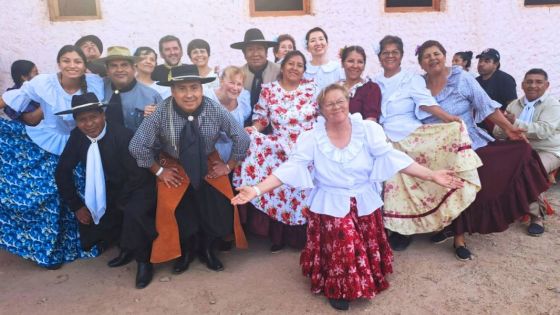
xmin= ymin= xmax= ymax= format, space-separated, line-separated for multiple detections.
xmin=93 ymin=46 xmax=139 ymax=65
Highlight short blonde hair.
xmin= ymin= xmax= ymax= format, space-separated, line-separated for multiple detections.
xmin=220 ymin=66 xmax=245 ymax=82
xmin=316 ymin=84 xmax=349 ymax=108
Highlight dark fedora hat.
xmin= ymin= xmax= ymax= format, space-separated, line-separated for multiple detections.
xmin=157 ymin=64 xmax=216 ymax=86
xmin=75 ymin=35 xmax=103 ymax=53
xmin=55 ymin=92 xmax=107 ymax=116
xmin=230 ymin=28 xmax=277 ymax=50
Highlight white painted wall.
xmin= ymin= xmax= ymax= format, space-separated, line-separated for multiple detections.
xmin=1 ymin=0 xmax=559 ymax=97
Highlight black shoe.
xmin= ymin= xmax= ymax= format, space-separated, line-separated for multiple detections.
xmin=527 ymin=222 xmax=545 ymax=237
xmin=388 ymin=233 xmax=412 ymax=251
xmin=135 ymin=262 xmax=153 ymax=289
xmin=454 ymin=244 xmax=472 ymax=261
xmin=107 ymin=249 xmax=134 ymax=268
xmin=172 ymin=251 xmax=195 ymax=274
xmin=270 ymin=244 xmax=285 ymax=253
xmin=200 ymin=248 xmax=224 ymax=271
xmin=328 ymin=298 xmax=349 ymax=311
xmin=430 ymin=230 xmax=454 ymax=244
xmin=43 ymin=263 xmax=63 ymax=270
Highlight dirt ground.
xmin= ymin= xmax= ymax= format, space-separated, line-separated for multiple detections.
xmin=2 ymin=186 xmax=560 ymax=315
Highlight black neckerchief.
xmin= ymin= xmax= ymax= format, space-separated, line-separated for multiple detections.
xmin=106 ymin=78 xmax=137 ymax=127
xmin=173 ymin=99 xmax=207 ymax=189
xmin=247 ymin=62 xmax=267 ymax=126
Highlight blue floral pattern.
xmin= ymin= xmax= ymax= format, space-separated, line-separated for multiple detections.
xmin=0 ymin=119 xmax=98 ymax=267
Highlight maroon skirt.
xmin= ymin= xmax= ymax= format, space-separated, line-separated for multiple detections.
xmin=300 ymin=199 xmax=393 ymax=301
xmin=238 ymin=203 xmax=307 ymax=249
xmin=450 ymin=140 xmax=548 ymax=235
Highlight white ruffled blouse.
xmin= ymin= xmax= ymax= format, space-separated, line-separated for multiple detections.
xmin=374 ymin=70 xmax=437 ymax=142
xmin=273 ymin=113 xmax=413 ymax=218
xmin=2 ymin=73 xmax=104 ymax=155
xmin=304 ymin=60 xmax=345 ymax=91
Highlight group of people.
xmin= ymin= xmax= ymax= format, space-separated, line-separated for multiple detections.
xmin=0 ymin=26 xmax=558 ymax=311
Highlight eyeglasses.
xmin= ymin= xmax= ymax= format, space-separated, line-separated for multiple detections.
xmin=324 ymin=98 xmax=346 ymax=109
xmin=381 ymin=50 xmax=401 ymax=57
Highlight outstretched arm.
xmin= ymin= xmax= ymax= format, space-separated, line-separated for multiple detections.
xmin=401 ymin=162 xmax=464 ymax=189
xmin=231 ymin=175 xmax=283 ymax=205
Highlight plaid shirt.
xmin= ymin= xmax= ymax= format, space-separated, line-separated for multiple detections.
xmin=129 ymin=96 xmax=250 ymax=168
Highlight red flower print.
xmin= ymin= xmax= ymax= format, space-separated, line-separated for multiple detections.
xmin=281 ymin=211 xmax=291 ymax=223
xmin=268 ymin=207 xmax=277 ymax=217
xmin=246 ymin=165 xmax=256 ymax=179
xmin=278 ymin=190 xmax=287 ymax=203
xmin=289 ymin=133 xmax=298 ymax=142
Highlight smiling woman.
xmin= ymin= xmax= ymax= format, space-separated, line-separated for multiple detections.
xmin=233 ymin=50 xmax=319 ymax=252
xmin=0 ymin=45 xmax=104 ymax=269
xmin=187 ymin=39 xmax=219 ymax=90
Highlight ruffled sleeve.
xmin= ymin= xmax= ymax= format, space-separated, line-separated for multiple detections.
xmin=272 ymin=129 xmax=315 ymax=189
xmin=409 ymin=73 xmax=437 ymax=121
xmin=2 ymin=74 xmax=48 ymax=112
xmin=457 ymin=69 xmax=500 ymax=123
xmin=362 ymin=120 xmax=414 ymax=181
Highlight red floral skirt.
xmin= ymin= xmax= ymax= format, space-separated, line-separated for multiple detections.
xmin=300 ymin=198 xmax=393 ymax=301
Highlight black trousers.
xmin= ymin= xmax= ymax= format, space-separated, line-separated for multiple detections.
xmin=120 ymin=187 xmax=157 ymax=262
xmin=78 ymin=205 xmax=122 ymax=251
xmin=175 ymin=181 xmax=233 ymax=247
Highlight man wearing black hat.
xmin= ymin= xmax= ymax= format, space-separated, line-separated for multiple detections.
xmin=129 ymin=65 xmax=250 ymax=273
xmin=93 ymin=46 xmax=162 ymax=132
xmin=151 ymin=35 xmax=185 ymax=83
xmin=231 ymin=28 xmax=280 ymax=125
xmin=476 ymin=48 xmax=517 ymax=111
xmin=55 ymin=93 xmax=157 ymax=289
xmin=75 ymin=34 xmax=107 ymax=77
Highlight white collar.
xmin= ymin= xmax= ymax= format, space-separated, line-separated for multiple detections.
xmin=86 ymin=122 xmax=107 ymax=143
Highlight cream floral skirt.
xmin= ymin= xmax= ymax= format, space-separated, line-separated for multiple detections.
xmin=383 ymin=121 xmax=482 ymax=235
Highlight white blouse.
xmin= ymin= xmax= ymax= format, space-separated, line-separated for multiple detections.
xmin=2 ymin=73 xmax=104 ymax=155
xmin=304 ymin=60 xmax=345 ymax=91
xmin=374 ymin=70 xmax=437 ymax=142
xmin=273 ymin=113 xmax=413 ymax=218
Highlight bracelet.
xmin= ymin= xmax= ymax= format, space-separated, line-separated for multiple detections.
xmin=252 ymin=186 xmax=262 ymax=196
xmin=155 ymin=167 xmax=164 ymax=177
xmin=226 ymin=163 xmax=231 ymax=172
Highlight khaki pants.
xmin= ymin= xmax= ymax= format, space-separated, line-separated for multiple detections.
xmin=529 ymin=151 xmax=560 ymax=219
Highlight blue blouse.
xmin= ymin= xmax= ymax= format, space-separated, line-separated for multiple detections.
xmin=2 ymin=74 xmax=104 ymax=155
xmin=204 ymin=88 xmax=251 ymax=162
xmin=422 ymin=66 xmax=501 ymax=150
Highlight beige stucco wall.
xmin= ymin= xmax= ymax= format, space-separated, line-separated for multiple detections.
xmin=1 ymin=0 xmax=559 ymax=97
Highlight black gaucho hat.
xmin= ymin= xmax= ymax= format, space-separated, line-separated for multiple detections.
xmin=230 ymin=28 xmax=277 ymax=50
xmin=157 ymin=64 xmax=216 ymax=86
xmin=55 ymin=92 xmax=106 ymax=116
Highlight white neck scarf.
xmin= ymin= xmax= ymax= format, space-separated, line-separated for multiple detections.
xmin=85 ymin=123 xmax=107 ymax=225
xmin=518 ymin=97 xmax=540 ymax=124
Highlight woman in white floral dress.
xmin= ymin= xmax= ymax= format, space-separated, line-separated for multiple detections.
xmin=233 ymin=50 xmax=318 ymax=252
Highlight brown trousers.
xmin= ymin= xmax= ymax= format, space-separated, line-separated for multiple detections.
xmin=150 ymin=152 xmax=247 ymax=263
